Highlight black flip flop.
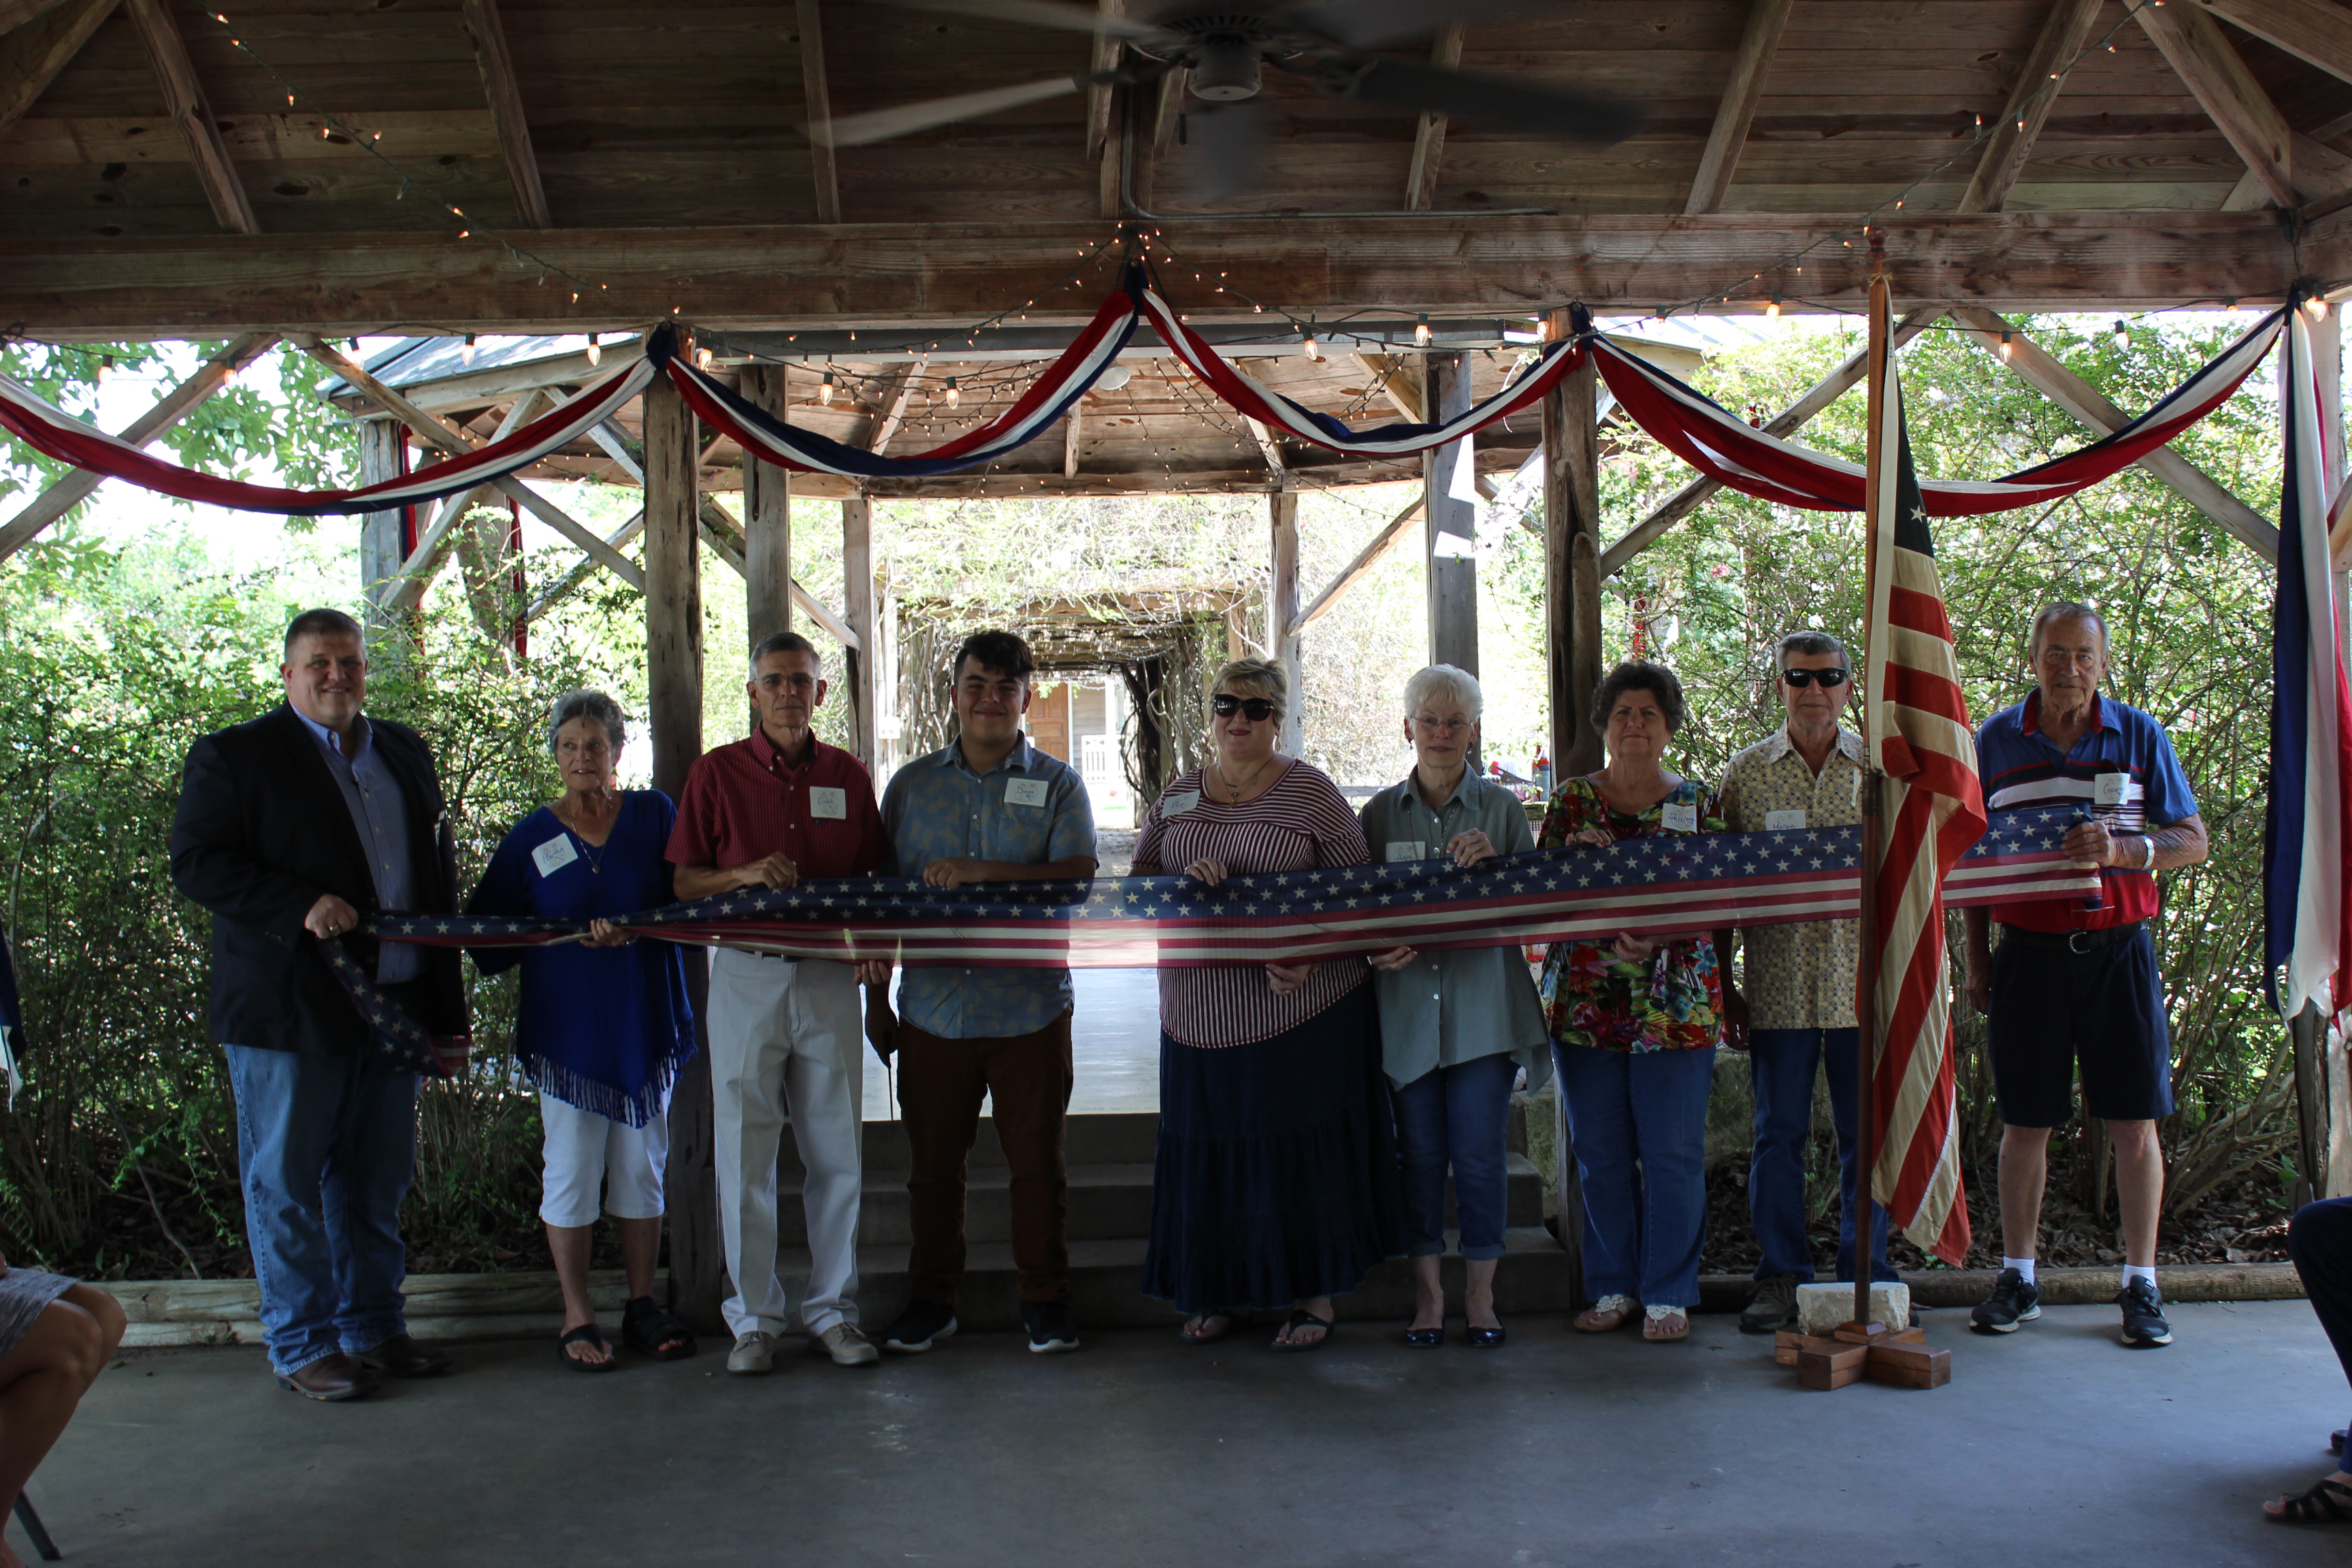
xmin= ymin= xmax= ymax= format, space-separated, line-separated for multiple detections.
xmin=2268 ymin=1476 xmax=2352 ymax=1524
xmin=1179 ymin=1309 xmax=1250 ymax=1345
xmin=623 ymin=1294 xmax=698 ymax=1361
xmin=1270 ymin=1308 xmax=1335 ymax=1353
xmin=558 ymin=1323 xmax=619 ymax=1373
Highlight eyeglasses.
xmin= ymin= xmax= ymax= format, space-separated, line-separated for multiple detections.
xmin=1780 ymin=668 xmax=1852 ymax=689
xmin=1212 ymin=694 xmax=1279 ymax=721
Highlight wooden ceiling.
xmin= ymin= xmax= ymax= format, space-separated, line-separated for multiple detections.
xmin=0 ymin=0 xmax=2347 ymax=337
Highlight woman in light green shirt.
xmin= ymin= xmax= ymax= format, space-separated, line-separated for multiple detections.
xmin=1361 ymin=665 xmax=1550 ymax=1349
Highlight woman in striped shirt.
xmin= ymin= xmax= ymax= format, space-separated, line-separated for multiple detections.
xmin=1133 ymin=659 xmax=1402 ymax=1351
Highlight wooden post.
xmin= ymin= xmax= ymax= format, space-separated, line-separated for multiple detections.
xmin=1854 ymin=770 xmax=1882 ymax=1330
xmin=642 ymin=366 xmax=720 ymax=1333
xmin=1269 ymin=489 xmax=1303 ymax=753
xmin=357 ymin=419 xmax=407 ymax=654
xmin=740 ymin=363 xmax=793 ymax=651
xmin=1424 ymin=352 xmax=1479 ymax=678
xmin=1543 ymin=310 xmax=1605 ymax=774
xmin=843 ymin=495 xmax=876 ymax=768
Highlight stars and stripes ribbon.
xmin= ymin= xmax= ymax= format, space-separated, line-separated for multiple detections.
xmin=339 ymin=817 xmax=2095 ymax=1071
xmin=316 ymin=941 xmax=472 ymax=1079
xmin=1859 ymin=271 xmax=1988 ymax=1268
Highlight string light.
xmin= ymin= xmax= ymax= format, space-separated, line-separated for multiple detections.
xmin=459 ymin=332 xmax=477 ymax=365
xmin=2110 ymin=318 xmax=2128 ymax=348
xmin=1767 ymin=295 xmax=1782 ymax=318
xmin=944 ymin=377 xmax=960 ymax=408
xmin=585 ymin=332 xmax=601 ymax=367
xmin=695 ymin=346 xmax=714 ymax=369
xmin=2307 ymin=297 xmax=2332 ymax=321
xmin=95 ymin=354 xmax=112 ymax=385
xmin=819 ymin=371 xmax=836 ymax=405
xmin=1415 ymin=314 xmax=1432 ymax=346
xmin=1998 ymin=330 xmax=2013 ymax=361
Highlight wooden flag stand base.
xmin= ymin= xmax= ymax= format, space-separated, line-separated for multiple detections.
xmin=1774 ymin=1320 xmax=1952 ymax=1390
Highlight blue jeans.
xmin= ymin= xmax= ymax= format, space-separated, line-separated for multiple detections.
xmin=1553 ymin=1041 xmax=1716 ymax=1310
xmin=225 ymin=1045 xmax=421 ymax=1375
xmin=1391 ymin=1052 xmax=1518 ymax=1260
xmin=1747 ymin=1028 xmax=1897 ymax=1284
xmin=2289 ymin=1197 xmax=2352 ymax=1438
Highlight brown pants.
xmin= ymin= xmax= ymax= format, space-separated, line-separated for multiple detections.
xmin=897 ymin=1011 xmax=1074 ymax=1306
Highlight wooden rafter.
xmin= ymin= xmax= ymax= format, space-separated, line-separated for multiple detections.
xmin=2135 ymin=0 xmax=2301 ymax=208
xmin=383 ymin=390 xmax=544 ymax=612
xmin=125 ymin=0 xmax=255 ymax=234
xmin=1599 ymin=308 xmax=1944 ymax=576
xmin=698 ymin=495 xmax=859 ymax=648
xmin=1682 ymin=0 xmax=1792 ymax=216
xmin=1355 ymin=352 xmax=1424 ymax=422
xmin=0 ymin=0 xmax=114 ymax=143
xmin=459 ymin=0 xmax=551 ymax=229
xmin=1062 ymin=396 xmax=1083 ymax=478
xmin=525 ymin=508 xmax=644 ymax=623
xmin=2194 ymin=0 xmax=2352 ymax=88
xmin=1084 ymin=0 xmax=1120 ymax=159
xmin=1243 ymin=416 xmax=1285 ymax=485
xmin=864 ymin=363 xmax=919 ymax=453
xmin=1948 ymin=305 xmax=2278 ymax=561
xmin=1404 ymin=23 xmax=1465 ymax=212
xmin=0 ymin=331 xmax=277 ymax=563
xmin=0 ymin=0 xmax=71 ymax=30
xmin=796 ymin=0 xmax=841 ymax=223
xmin=1957 ymin=0 xmax=2102 ymax=214
xmin=1292 ymin=496 xmax=1423 ymax=636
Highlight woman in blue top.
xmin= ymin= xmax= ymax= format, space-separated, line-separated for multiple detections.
xmin=468 ymin=691 xmax=698 ymax=1372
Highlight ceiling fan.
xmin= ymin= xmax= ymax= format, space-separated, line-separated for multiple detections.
xmin=816 ymin=0 xmax=1648 ymax=198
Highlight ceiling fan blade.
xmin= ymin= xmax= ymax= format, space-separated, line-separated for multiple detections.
xmin=811 ymin=76 xmax=1086 ymax=147
xmin=1281 ymin=0 xmax=1544 ymax=50
xmin=868 ymin=0 xmax=1166 ymax=40
xmin=1334 ymin=58 xmax=1648 ymax=144
xmin=1186 ymin=101 xmax=1268 ymax=203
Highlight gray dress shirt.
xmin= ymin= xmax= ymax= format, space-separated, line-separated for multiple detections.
xmin=295 ymin=710 xmax=421 ymax=985
xmin=1357 ymin=770 xmax=1551 ymax=1092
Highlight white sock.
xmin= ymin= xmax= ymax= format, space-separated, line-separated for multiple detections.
xmin=2003 ymin=1256 xmax=2037 ymax=1285
xmin=2123 ymin=1263 xmax=2157 ymax=1292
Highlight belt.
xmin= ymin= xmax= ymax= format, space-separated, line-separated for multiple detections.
xmin=1999 ymin=920 xmax=2145 ymax=956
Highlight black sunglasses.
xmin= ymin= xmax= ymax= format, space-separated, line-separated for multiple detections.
xmin=1212 ymin=694 xmax=1279 ymax=721
xmin=1780 ymin=667 xmax=1852 ymax=689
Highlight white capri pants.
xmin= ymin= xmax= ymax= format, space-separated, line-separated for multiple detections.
xmin=538 ymin=1091 xmax=670 ymax=1229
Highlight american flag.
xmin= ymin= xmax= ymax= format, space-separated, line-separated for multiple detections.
xmin=1859 ymin=272 xmax=1987 ymax=1268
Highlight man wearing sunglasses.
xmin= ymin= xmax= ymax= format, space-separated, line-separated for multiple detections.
xmin=1713 ymin=630 xmax=1897 ymax=1335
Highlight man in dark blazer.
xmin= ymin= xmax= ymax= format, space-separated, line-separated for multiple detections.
xmin=171 ymin=608 xmax=467 ymax=1401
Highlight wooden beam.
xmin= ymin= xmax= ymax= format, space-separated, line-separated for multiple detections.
xmin=0 ymin=0 xmax=71 ymax=31
xmin=4 ymin=212 xmax=2330 ymax=337
xmin=1682 ymin=0 xmax=1793 ymax=216
xmin=0 ymin=329 xmax=277 ymax=563
xmin=2136 ymin=0 xmax=2302 ymax=208
xmin=1130 ymin=64 xmax=1186 ymax=210
xmin=1269 ymin=489 xmax=1301 ymax=753
xmin=1356 ymin=352 xmax=1424 ymax=423
xmin=795 ymin=0 xmax=840 ymax=223
xmin=1541 ymin=312 xmax=1603 ymax=776
xmin=1243 ymin=416 xmax=1285 ymax=485
xmin=379 ymin=391 xmax=542 ymax=612
xmin=2195 ymin=0 xmax=2352 ymax=89
xmin=1948 ymin=305 xmax=2279 ymax=561
xmin=1062 ymin=397 xmax=1083 ymax=478
xmin=1404 ymin=23 xmax=1465 ymax=212
xmin=356 ymin=417 xmax=406 ymax=642
xmin=125 ymin=0 xmax=254 ymax=235
xmin=1084 ymin=0 xmax=1121 ymax=160
xmin=740 ymin=363 xmax=792 ymax=648
xmin=459 ymin=0 xmax=551 ymax=230
xmin=1599 ymin=307 xmax=1944 ymax=576
xmin=523 ymin=507 xmax=644 ymax=624
xmin=1956 ymin=0 xmax=2102 ymax=214
xmin=843 ymin=495 xmax=877 ymax=766
xmin=863 ymin=363 xmax=918 ymax=454
xmin=0 ymin=0 xmax=114 ymax=144
xmin=1424 ymin=353 xmax=1477 ymax=678
xmin=1096 ymin=72 xmax=1128 ymax=221
xmin=1292 ymin=496 xmax=1424 ymax=636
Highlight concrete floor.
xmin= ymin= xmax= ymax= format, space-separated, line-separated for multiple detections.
xmin=29 ymin=1301 xmax=2349 ymax=1567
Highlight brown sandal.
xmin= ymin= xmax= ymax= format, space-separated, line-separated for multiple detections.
xmin=2267 ymin=1476 xmax=2352 ymax=1523
xmin=1642 ymin=1309 xmax=1690 ymax=1342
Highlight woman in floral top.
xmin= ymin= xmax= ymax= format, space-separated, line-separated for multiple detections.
xmin=1538 ymin=659 xmax=1723 ymax=1343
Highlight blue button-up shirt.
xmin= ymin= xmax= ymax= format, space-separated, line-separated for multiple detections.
xmin=880 ymin=736 xmax=1096 ymax=1039
xmin=295 ymin=709 xmax=421 ymax=984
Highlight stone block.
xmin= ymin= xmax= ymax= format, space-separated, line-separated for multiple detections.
xmin=1795 ymin=1281 xmax=1910 ymax=1337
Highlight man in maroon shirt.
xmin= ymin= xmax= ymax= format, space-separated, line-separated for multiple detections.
xmin=668 ymin=631 xmax=887 ymax=1373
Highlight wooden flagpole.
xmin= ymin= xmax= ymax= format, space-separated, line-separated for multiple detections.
xmin=1855 ymin=242 xmax=1892 ymax=1337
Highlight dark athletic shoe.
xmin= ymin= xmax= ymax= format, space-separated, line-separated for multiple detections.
xmin=1970 ymin=1267 xmax=2041 ymax=1334
xmin=2117 ymin=1277 xmax=2173 ymax=1348
xmin=1740 ymin=1272 xmax=1801 ymax=1335
xmin=879 ymin=1298 xmax=958 ymax=1354
xmin=1023 ymin=1299 xmax=1080 ymax=1354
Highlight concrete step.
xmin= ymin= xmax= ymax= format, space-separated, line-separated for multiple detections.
xmin=773 ymin=1226 xmax=1575 ymax=1334
xmin=774 ymin=1153 xmax=1548 ymax=1245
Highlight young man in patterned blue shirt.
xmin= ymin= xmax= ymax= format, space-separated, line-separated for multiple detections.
xmin=872 ymin=631 xmax=1098 ymax=1356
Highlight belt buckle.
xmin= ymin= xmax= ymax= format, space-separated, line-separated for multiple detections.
xmin=2067 ymin=929 xmax=2093 ymax=955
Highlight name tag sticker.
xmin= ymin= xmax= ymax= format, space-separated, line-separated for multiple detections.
xmin=1163 ymin=789 xmax=1201 ymax=817
xmin=2094 ymin=772 xmax=2131 ymax=807
xmin=1661 ymin=801 xmax=1699 ymax=833
xmin=1386 ymin=840 xmax=1428 ymax=863
xmin=529 ymin=834 xmax=579 ymax=878
xmin=1004 ymin=777 xmax=1050 ymax=808
xmin=808 ymin=786 xmax=849 ymax=820
xmin=1764 ymin=808 xmax=1808 ymax=831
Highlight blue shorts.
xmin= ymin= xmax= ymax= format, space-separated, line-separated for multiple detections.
xmin=1987 ymin=923 xmax=2174 ymax=1127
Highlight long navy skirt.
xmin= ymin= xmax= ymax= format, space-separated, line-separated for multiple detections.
xmin=1142 ymin=984 xmax=1403 ymax=1313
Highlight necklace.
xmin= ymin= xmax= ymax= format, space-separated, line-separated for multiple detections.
xmin=557 ymin=795 xmax=617 ymax=873
xmin=1213 ymin=755 xmax=1277 ymax=802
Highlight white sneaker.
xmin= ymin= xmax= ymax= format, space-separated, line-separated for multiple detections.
xmin=806 ymin=1322 xmax=879 ymax=1367
xmin=726 ymin=1330 xmax=776 ymax=1375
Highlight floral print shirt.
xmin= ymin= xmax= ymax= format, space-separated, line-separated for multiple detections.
xmin=1535 ymin=775 xmax=1725 ymax=1054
